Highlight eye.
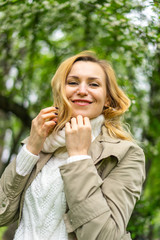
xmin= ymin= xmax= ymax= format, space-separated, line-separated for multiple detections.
xmin=89 ymin=82 xmax=99 ymax=87
xmin=67 ymin=81 xmax=78 ymax=85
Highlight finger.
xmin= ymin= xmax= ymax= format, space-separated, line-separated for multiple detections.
xmin=40 ymin=106 xmax=58 ymax=114
xmin=44 ymin=120 xmax=57 ymax=128
xmin=42 ymin=112 xmax=58 ymax=121
xmin=41 ymin=121 xmax=56 ymax=137
xmin=65 ymin=122 xmax=71 ymax=132
xmin=43 ymin=121 xmax=57 ymax=134
xmin=49 ymin=117 xmax=58 ymax=123
xmin=70 ymin=117 xmax=77 ymax=130
xmin=77 ymin=115 xmax=83 ymax=127
xmin=84 ymin=117 xmax=91 ymax=127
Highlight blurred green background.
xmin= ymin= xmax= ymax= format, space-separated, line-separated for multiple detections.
xmin=0 ymin=0 xmax=160 ymax=239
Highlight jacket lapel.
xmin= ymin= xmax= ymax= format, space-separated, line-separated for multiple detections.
xmin=88 ymin=140 xmax=103 ymax=163
xmin=89 ymin=126 xmax=121 ymax=165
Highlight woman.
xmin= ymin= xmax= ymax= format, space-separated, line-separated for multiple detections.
xmin=0 ymin=51 xmax=145 ymax=240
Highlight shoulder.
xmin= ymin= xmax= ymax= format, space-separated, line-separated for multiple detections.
xmin=99 ymin=126 xmax=145 ymax=163
xmin=98 ymin=126 xmax=146 ymax=183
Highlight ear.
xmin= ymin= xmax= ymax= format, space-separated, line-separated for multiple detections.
xmin=104 ymin=98 xmax=110 ymax=108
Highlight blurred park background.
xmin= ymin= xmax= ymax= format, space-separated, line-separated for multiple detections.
xmin=0 ymin=0 xmax=160 ymax=239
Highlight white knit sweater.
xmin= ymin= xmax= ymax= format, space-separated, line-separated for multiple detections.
xmin=14 ymin=115 xmax=104 ymax=240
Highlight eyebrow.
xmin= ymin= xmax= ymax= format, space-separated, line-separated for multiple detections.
xmin=67 ymin=75 xmax=101 ymax=80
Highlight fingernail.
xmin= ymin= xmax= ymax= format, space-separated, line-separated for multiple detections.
xmin=55 ymin=107 xmax=59 ymax=109
xmin=55 ymin=112 xmax=58 ymax=115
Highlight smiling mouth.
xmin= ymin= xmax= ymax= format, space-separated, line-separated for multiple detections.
xmin=72 ymin=100 xmax=92 ymax=106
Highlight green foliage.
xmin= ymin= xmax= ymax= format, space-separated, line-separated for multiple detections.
xmin=0 ymin=0 xmax=160 ymax=239
xmin=0 ymin=227 xmax=7 ymax=240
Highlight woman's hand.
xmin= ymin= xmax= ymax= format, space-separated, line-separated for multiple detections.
xmin=65 ymin=115 xmax=92 ymax=156
xmin=26 ymin=107 xmax=58 ymax=155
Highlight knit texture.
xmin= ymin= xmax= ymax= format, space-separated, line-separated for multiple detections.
xmin=14 ymin=115 xmax=104 ymax=240
xmin=14 ymin=156 xmax=68 ymax=240
xmin=16 ymin=144 xmax=39 ymax=176
xmin=42 ymin=114 xmax=105 ymax=153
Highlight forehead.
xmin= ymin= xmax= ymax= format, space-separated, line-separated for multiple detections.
xmin=68 ymin=61 xmax=106 ymax=79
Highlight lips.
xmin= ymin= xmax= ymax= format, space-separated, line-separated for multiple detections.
xmin=72 ymin=99 xmax=92 ymax=106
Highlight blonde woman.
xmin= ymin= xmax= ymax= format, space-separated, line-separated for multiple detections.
xmin=0 ymin=52 xmax=145 ymax=240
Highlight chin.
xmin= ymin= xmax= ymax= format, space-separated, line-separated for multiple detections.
xmin=72 ymin=112 xmax=98 ymax=119
xmin=72 ymin=112 xmax=89 ymax=118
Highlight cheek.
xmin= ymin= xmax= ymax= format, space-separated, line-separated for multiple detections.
xmin=97 ymin=89 xmax=107 ymax=102
xmin=65 ymin=86 xmax=72 ymax=99
xmin=102 ymin=88 xmax=107 ymax=102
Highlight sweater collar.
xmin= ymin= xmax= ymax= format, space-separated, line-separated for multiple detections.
xmin=42 ymin=115 xmax=105 ymax=154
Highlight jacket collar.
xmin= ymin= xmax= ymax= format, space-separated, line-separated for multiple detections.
xmin=89 ymin=126 xmax=121 ymax=164
xmin=98 ymin=126 xmax=121 ymax=143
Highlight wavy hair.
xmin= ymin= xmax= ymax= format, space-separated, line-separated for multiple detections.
xmin=51 ymin=51 xmax=133 ymax=141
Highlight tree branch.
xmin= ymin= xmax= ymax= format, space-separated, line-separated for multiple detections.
xmin=0 ymin=94 xmax=31 ymax=127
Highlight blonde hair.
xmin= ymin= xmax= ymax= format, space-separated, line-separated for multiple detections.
xmin=51 ymin=51 xmax=133 ymax=141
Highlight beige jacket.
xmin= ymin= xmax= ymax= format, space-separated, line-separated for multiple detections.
xmin=0 ymin=126 xmax=145 ymax=240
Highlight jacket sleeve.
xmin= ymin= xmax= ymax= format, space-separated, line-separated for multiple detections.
xmin=59 ymin=144 xmax=145 ymax=240
xmin=0 ymin=158 xmax=33 ymax=226
xmin=0 ymin=145 xmax=39 ymax=226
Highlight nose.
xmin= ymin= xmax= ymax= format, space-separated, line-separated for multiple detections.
xmin=77 ymin=82 xmax=88 ymax=96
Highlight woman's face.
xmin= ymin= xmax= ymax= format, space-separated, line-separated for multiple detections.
xmin=65 ymin=61 xmax=108 ymax=119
